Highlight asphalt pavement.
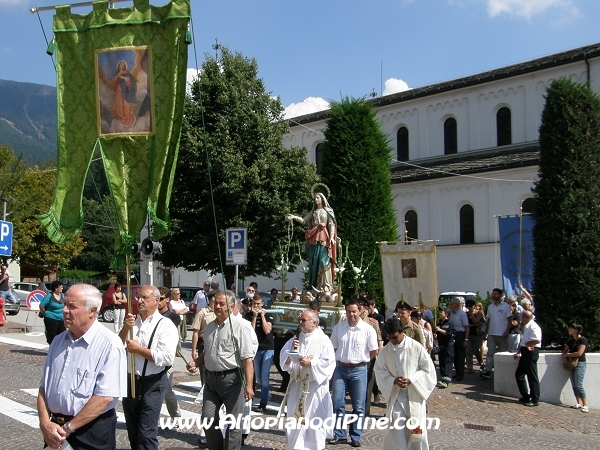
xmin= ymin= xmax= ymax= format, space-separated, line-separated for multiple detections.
xmin=0 ymin=309 xmax=598 ymax=449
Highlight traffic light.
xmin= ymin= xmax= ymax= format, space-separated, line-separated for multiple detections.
xmin=141 ymin=237 xmax=162 ymax=255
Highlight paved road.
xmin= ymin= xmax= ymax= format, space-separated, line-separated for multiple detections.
xmin=1 ymin=310 xmax=599 ymax=449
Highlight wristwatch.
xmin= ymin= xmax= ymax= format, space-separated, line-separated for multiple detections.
xmin=63 ymin=421 xmax=74 ymax=434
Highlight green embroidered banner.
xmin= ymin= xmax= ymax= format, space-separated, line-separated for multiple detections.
xmin=37 ymin=0 xmax=190 ymax=267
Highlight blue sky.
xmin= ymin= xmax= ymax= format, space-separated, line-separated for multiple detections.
xmin=1 ymin=0 xmax=599 ymax=117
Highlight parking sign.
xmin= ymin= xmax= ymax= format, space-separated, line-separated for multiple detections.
xmin=0 ymin=220 xmax=13 ymax=257
xmin=226 ymin=228 xmax=247 ymax=265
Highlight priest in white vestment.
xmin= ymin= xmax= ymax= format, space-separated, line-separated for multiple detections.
xmin=280 ymin=309 xmax=336 ymax=450
xmin=374 ymin=318 xmax=437 ymax=450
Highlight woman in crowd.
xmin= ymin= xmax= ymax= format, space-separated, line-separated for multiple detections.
xmin=169 ymin=287 xmax=188 ymax=342
xmin=563 ymin=323 xmax=588 ymax=413
xmin=466 ymin=299 xmax=484 ymax=373
xmin=39 ymin=280 xmax=65 ymax=344
xmin=112 ymin=282 xmax=126 ymax=333
xmin=508 ymin=299 xmax=522 ymax=352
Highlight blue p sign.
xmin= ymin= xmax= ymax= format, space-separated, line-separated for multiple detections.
xmin=228 ymin=230 xmax=244 ymax=249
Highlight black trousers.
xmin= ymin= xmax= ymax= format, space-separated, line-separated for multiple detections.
xmin=438 ymin=338 xmax=454 ymax=384
xmin=46 ymin=409 xmax=117 ymax=450
xmin=453 ymin=331 xmax=466 ymax=378
xmin=44 ymin=317 xmax=66 ymax=345
xmin=273 ymin=334 xmax=291 ymax=391
xmin=515 ymin=346 xmax=540 ymax=402
xmin=122 ymin=371 xmax=168 ymax=450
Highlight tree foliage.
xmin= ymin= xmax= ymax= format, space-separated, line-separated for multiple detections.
xmin=67 ymin=196 xmax=116 ymax=273
xmin=11 ymin=165 xmax=85 ymax=280
xmin=159 ymin=48 xmax=319 ymax=285
xmin=320 ymin=97 xmax=398 ymax=302
xmin=533 ymin=78 xmax=600 ymax=349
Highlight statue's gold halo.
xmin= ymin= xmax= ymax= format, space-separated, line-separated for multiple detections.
xmin=311 ymin=182 xmax=331 ymax=199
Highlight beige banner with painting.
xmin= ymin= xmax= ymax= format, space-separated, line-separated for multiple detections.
xmin=380 ymin=242 xmax=438 ymax=311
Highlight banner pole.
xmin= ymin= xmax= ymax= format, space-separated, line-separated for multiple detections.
xmin=126 ymin=253 xmax=136 ymax=398
xmin=30 ymin=0 xmax=130 ymax=13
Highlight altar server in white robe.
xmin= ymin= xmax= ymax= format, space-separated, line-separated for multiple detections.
xmin=280 ymin=309 xmax=336 ymax=450
xmin=374 ymin=318 xmax=437 ymax=450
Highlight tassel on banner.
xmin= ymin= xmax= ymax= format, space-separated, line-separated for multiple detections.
xmin=185 ymin=21 xmax=192 ymax=45
xmin=46 ymin=36 xmax=56 ymax=55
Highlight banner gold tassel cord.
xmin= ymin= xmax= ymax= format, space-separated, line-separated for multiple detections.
xmin=126 ymin=253 xmax=136 ymax=398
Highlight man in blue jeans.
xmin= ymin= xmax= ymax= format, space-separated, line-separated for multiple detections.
xmin=329 ymin=297 xmax=379 ymax=447
xmin=246 ymin=293 xmax=275 ymax=411
xmin=0 ymin=264 xmax=17 ymax=304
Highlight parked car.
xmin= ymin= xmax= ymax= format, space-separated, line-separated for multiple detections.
xmin=12 ymin=282 xmax=49 ymax=306
xmin=100 ymin=284 xmax=141 ymax=323
xmin=438 ymin=291 xmax=477 ymax=308
xmin=3 ymin=287 xmax=21 ymax=315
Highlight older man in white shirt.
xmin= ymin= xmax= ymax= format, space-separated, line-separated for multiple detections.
xmin=513 ymin=310 xmax=542 ymax=407
xmin=38 ymin=284 xmax=126 ymax=450
xmin=120 ymin=285 xmax=180 ymax=450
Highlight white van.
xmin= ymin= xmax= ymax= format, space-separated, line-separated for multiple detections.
xmin=438 ymin=291 xmax=477 ymax=307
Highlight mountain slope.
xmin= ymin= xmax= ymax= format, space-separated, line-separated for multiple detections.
xmin=0 ymin=79 xmax=57 ymax=164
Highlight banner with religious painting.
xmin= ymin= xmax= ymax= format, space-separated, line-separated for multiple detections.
xmin=37 ymin=0 xmax=190 ymax=266
xmin=380 ymin=242 xmax=438 ymax=310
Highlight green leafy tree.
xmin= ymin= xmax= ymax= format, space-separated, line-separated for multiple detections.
xmin=11 ymin=166 xmax=85 ymax=280
xmin=320 ymin=97 xmax=397 ymax=302
xmin=159 ymin=48 xmax=319 ymax=285
xmin=67 ymin=197 xmax=116 ymax=273
xmin=533 ymin=78 xmax=600 ymax=349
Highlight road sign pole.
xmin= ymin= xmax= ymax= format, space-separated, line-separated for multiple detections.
xmin=235 ymin=264 xmax=238 ymax=294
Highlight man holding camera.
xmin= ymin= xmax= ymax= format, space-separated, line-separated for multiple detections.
xmin=245 ymin=293 xmax=275 ymax=412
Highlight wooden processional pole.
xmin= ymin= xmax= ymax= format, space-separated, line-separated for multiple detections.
xmin=126 ymin=253 xmax=136 ymax=397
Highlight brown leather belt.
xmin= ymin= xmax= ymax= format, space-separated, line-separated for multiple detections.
xmin=337 ymin=361 xmax=368 ymax=368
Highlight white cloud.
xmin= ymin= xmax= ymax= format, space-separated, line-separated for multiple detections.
xmin=382 ymin=78 xmax=410 ymax=96
xmin=487 ymin=0 xmax=579 ymax=20
xmin=284 ymin=97 xmax=330 ymax=119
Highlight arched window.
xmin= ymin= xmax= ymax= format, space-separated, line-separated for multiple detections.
xmin=397 ymin=127 xmax=409 ymax=162
xmin=460 ymin=204 xmax=475 ymax=244
xmin=315 ymin=143 xmax=324 ymax=174
xmin=496 ymin=107 xmax=512 ymax=146
xmin=404 ymin=210 xmax=418 ymax=243
xmin=444 ymin=117 xmax=457 ymax=155
xmin=521 ymin=197 xmax=535 ymax=215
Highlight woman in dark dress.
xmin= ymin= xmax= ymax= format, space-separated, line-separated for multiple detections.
xmin=562 ymin=323 xmax=588 ymax=413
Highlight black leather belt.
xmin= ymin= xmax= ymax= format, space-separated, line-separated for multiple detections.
xmin=337 ymin=361 xmax=368 ymax=368
xmin=206 ymin=368 xmax=237 ymax=376
xmin=50 ymin=413 xmax=73 ymax=425
xmin=132 ymin=369 xmax=168 ymax=381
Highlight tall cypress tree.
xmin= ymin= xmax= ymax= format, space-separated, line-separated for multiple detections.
xmin=533 ymin=78 xmax=600 ymax=348
xmin=321 ymin=97 xmax=397 ymax=302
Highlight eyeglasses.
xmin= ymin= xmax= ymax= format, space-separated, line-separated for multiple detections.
xmin=247 ymin=289 xmax=255 ymax=293
xmin=299 ymin=318 xmax=310 ymax=322
xmin=204 ymin=283 xmax=210 ymax=286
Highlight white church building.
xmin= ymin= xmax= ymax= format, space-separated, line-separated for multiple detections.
xmin=281 ymin=42 xmax=600 ymax=297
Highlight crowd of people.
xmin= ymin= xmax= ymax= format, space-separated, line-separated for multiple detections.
xmin=35 ymin=280 xmax=589 ymax=450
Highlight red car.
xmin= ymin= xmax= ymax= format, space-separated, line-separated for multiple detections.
xmin=100 ymin=284 xmax=141 ymax=323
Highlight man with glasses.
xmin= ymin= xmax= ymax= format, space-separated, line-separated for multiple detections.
xmin=374 ymin=318 xmax=436 ymax=450
xmin=191 ymin=280 xmax=211 ymax=312
xmin=120 ymin=285 xmax=179 ymax=450
xmin=158 ymin=287 xmax=181 ymax=423
xmin=38 ymin=284 xmax=126 ymax=450
xmin=186 ymin=290 xmax=255 ymax=449
xmin=280 ymin=309 xmax=335 ymax=450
